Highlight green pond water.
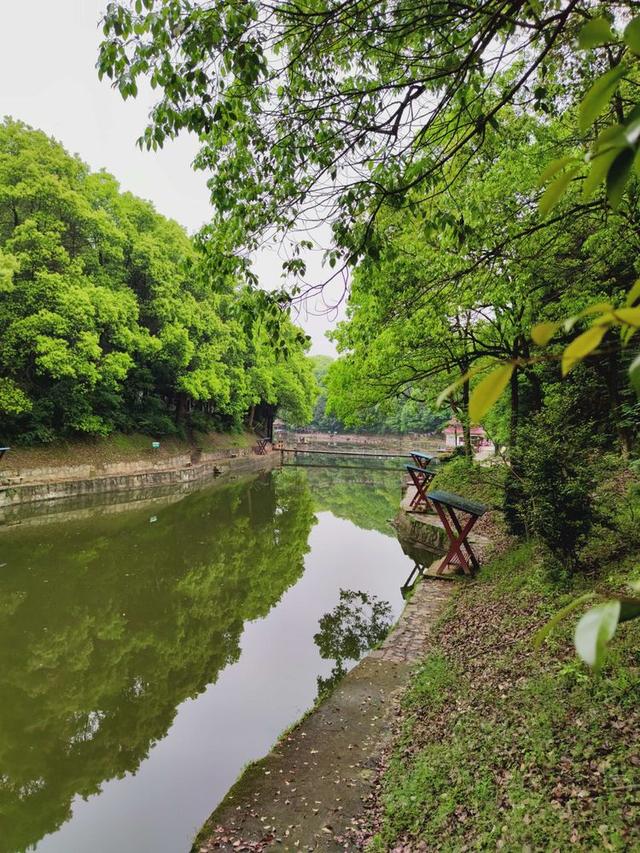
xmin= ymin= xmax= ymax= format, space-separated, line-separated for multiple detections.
xmin=0 ymin=463 xmax=416 ymax=853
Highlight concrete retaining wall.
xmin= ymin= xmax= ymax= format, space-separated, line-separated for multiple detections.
xmin=0 ymin=449 xmax=277 ymax=510
xmin=393 ymin=508 xmax=449 ymax=552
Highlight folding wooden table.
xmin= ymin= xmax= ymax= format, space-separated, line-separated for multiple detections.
xmin=255 ymin=437 xmax=271 ymax=455
xmin=409 ymin=450 xmax=435 ymax=469
xmin=427 ymin=489 xmax=488 ymax=575
xmin=405 ymin=463 xmax=438 ymax=510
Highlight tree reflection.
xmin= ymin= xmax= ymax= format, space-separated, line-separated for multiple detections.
xmin=304 ymin=466 xmax=401 ymax=536
xmin=313 ymin=589 xmax=393 ymax=699
xmin=0 ymin=470 xmax=315 ymax=853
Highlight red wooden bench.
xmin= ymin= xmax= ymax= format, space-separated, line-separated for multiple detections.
xmin=428 ymin=490 xmax=488 ymax=576
xmin=409 ymin=450 xmax=435 ymax=469
xmin=255 ymin=437 xmax=271 ymax=455
xmin=405 ymin=463 xmax=438 ymax=511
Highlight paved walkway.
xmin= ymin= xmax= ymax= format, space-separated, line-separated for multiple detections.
xmin=369 ymin=574 xmax=452 ymax=663
xmin=194 ymin=567 xmax=453 ymax=852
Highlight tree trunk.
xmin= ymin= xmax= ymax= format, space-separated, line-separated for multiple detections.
xmin=607 ymin=341 xmax=632 ymax=456
xmin=523 ymin=368 xmax=543 ymax=415
xmin=520 ymin=337 xmax=543 ymax=417
xmin=510 ymin=365 xmax=519 ymax=450
xmin=175 ymin=392 xmax=187 ymax=425
xmin=461 ymin=376 xmax=472 ymax=462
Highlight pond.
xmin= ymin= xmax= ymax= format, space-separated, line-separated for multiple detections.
xmin=0 ymin=463 xmax=416 ymax=853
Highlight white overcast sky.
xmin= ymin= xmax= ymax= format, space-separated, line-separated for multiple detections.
xmin=0 ymin=0 xmax=341 ymax=354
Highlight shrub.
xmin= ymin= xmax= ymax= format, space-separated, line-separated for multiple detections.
xmin=505 ymin=398 xmax=596 ymax=574
xmin=431 ymin=456 xmax=506 ymax=507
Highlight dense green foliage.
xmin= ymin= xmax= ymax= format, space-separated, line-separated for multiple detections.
xmin=0 ymin=120 xmax=314 ymax=443
xmin=430 ymin=457 xmax=507 ymax=510
xmin=95 ymin=1 xmax=640 ymax=443
xmin=325 ymin=108 xmax=639 ymax=455
xmin=307 ymin=355 xmax=341 ymax=432
xmin=309 ymin=355 xmax=445 ymax=435
xmin=98 ymin=1 xmax=640 ymax=275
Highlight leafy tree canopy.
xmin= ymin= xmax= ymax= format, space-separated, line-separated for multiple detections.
xmin=98 ymin=1 xmax=640 ymax=275
xmin=0 ymin=119 xmax=315 ymax=443
xmin=326 ymin=108 xmax=639 ymax=452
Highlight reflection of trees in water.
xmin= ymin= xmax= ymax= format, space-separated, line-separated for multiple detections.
xmin=314 ymin=590 xmax=392 ymax=699
xmin=303 ymin=466 xmax=402 ymax=535
xmin=0 ymin=470 xmax=315 ymax=853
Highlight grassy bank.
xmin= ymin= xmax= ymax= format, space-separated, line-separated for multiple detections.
xmin=363 ymin=461 xmax=640 ymax=851
xmin=1 ymin=431 xmax=254 ymax=472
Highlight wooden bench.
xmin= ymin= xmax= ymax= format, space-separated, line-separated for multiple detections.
xmin=428 ymin=490 xmax=488 ymax=576
xmin=409 ymin=450 xmax=435 ymax=469
xmin=405 ymin=462 xmax=438 ymax=511
xmin=255 ymin=437 xmax=271 ymax=455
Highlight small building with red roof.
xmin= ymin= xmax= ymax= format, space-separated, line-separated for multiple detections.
xmin=443 ymin=419 xmax=493 ymax=453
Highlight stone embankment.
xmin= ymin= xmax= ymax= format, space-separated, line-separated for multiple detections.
xmin=0 ymin=444 xmax=277 ymax=513
xmin=368 ymin=578 xmax=451 ymax=664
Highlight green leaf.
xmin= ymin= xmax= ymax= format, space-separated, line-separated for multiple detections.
xmin=630 ymin=352 xmax=640 ymax=396
xmin=626 ymin=279 xmax=640 ymax=307
xmin=533 ymin=592 xmax=595 ymax=649
xmin=436 ymin=365 xmax=481 ymax=408
xmin=578 ymin=17 xmax=614 ymax=49
xmin=566 ymin=303 xmax=614 ymax=332
xmin=578 ymin=301 xmax=615 ymax=320
xmin=612 ymin=306 xmax=640 ymax=325
xmin=574 ymin=600 xmax=620 ymax=670
xmin=606 ymin=148 xmax=635 ymax=208
xmin=531 ymin=320 xmax=561 ymax=345
xmin=469 ymin=363 xmax=514 ymax=422
xmin=539 ymin=167 xmax=578 ymax=218
xmin=579 ymin=65 xmax=627 ymax=133
xmin=623 ymin=17 xmax=640 ymax=54
xmin=561 ymin=324 xmax=607 ymax=375
xmin=618 ymin=596 xmax=640 ymax=622
xmin=623 ymin=114 xmax=640 ymax=146
xmin=582 ymin=146 xmax=621 ymax=201
xmin=621 ymin=323 xmax=639 ymax=346
xmin=538 ymin=155 xmax=576 ymax=186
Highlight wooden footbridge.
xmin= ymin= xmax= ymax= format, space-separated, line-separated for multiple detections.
xmin=274 ymin=445 xmax=405 ymax=471
xmin=279 ymin=447 xmax=409 ymax=459
xmin=275 ymin=443 xmax=440 ymax=470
